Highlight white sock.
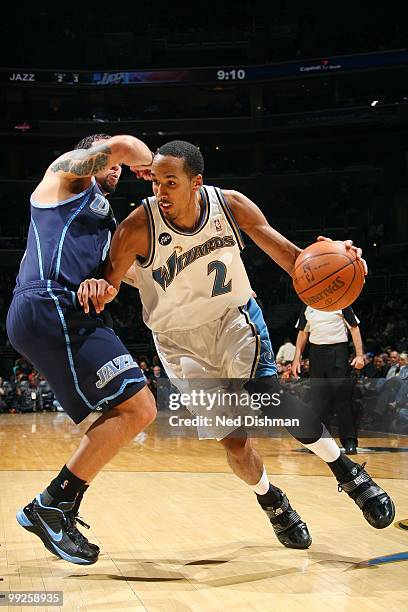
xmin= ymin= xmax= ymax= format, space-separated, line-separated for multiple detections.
xmin=302 ymin=426 xmax=341 ymax=463
xmin=251 ymin=466 xmax=270 ymax=495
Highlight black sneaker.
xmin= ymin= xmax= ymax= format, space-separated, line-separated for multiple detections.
xmin=337 ymin=462 xmax=395 ymax=529
xmin=16 ymin=495 xmax=99 ymax=564
xmin=65 ymin=511 xmax=100 ymax=555
xmin=65 ymin=485 xmax=100 ymax=554
xmin=258 ymin=492 xmax=312 ymax=549
xmin=17 ymin=502 xmax=100 ymax=557
xmin=16 ymin=500 xmax=58 ymax=557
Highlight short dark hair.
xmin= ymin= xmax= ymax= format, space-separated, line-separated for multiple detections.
xmin=74 ymin=133 xmax=111 ymax=150
xmin=157 ymin=140 xmax=204 ymax=176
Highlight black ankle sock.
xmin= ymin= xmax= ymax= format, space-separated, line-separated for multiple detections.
xmin=256 ymin=484 xmax=283 ymax=508
xmin=327 ymin=453 xmax=358 ymax=481
xmin=43 ymin=465 xmax=86 ymax=506
xmin=72 ymin=484 xmax=89 ymax=515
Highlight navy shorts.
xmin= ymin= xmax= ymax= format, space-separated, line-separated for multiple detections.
xmin=6 ymin=281 xmax=146 ymax=424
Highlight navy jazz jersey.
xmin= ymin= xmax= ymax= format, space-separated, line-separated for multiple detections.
xmin=16 ymin=178 xmax=116 ymax=289
xmin=7 ymin=178 xmax=146 ymax=423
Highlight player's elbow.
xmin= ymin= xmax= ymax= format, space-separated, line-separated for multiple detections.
xmin=107 ymin=135 xmax=136 ymax=158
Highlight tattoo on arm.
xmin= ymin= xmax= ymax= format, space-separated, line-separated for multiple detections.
xmin=92 ymin=154 xmax=109 ymax=173
xmin=50 ymin=144 xmax=112 ymax=176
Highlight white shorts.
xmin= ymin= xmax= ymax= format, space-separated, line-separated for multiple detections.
xmin=153 ymin=298 xmax=277 ymax=439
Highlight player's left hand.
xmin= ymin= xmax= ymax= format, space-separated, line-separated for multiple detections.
xmin=317 ymin=236 xmax=368 ymax=275
xmin=351 ymin=355 xmax=365 ymax=370
xmin=77 ymin=278 xmax=118 ymax=314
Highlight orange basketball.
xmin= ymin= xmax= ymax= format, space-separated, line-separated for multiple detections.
xmin=292 ymin=241 xmax=365 ymax=311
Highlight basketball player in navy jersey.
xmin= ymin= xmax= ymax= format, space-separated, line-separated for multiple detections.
xmin=7 ymin=134 xmax=157 ymax=565
xmin=79 ymin=140 xmax=395 ymax=548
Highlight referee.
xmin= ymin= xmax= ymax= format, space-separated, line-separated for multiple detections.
xmin=291 ymin=305 xmax=364 ymax=454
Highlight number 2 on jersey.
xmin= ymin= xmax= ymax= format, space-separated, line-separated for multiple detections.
xmin=208 ymin=260 xmax=232 ymax=297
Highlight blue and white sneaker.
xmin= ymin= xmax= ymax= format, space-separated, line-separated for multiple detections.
xmin=16 ymin=494 xmax=99 ymax=565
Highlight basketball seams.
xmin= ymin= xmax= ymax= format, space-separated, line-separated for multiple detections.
xmin=293 ymin=250 xmax=355 ymax=275
xmin=311 ymin=261 xmax=357 ymax=311
xmin=293 ymin=243 xmax=364 ymax=311
xmin=294 ymin=256 xmax=354 ymax=295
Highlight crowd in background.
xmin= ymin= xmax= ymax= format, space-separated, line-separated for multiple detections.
xmin=275 ymin=341 xmax=408 ymax=435
xmin=0 ymin=353 xmax=166 ymax=415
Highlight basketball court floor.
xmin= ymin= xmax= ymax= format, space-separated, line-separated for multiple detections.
xmin=1 ymin=411 xmax=407 ymax=611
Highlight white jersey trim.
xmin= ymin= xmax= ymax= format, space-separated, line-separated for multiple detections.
xmin=157 ymin=186 xmax=210 ymax=236
xmin=137 ymin=199 xmax=156 ymax=269
xmin=214 ymin=188 xmax=245 ymax=250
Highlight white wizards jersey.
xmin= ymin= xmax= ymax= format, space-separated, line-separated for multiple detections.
xmin=136 ymin=185 xmax=253 ymax=332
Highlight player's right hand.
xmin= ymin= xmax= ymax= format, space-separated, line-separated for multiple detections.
xmin=77 ymin=279 xmax=118 ymax=314
xmin=129 ymin=166 xmax=152 ymax=180
xmin=317 ymin=236 xmax=368 ymax=275
xmin=291 ymin=359 xmax=301 ymax=379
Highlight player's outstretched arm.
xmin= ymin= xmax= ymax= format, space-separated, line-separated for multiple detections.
xmin=104 ymin=204 xmax=150 ymax=290
xmin=224 ymin=190 xmax=368 ymax=276
xmin=77 ymin=205 xmax=149 ymax=313
xmin=224 ymin=190 xmax=301 ymax=275
xmin=48 ymin=135 xmax=153 ymax=180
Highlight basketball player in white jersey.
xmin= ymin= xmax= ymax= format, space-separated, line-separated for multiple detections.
xmin=78 ymin=140 xmax=395 ymax=547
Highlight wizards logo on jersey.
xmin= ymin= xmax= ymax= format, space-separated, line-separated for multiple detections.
xmin=152 ymin=234 xmax=236 ymax=291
